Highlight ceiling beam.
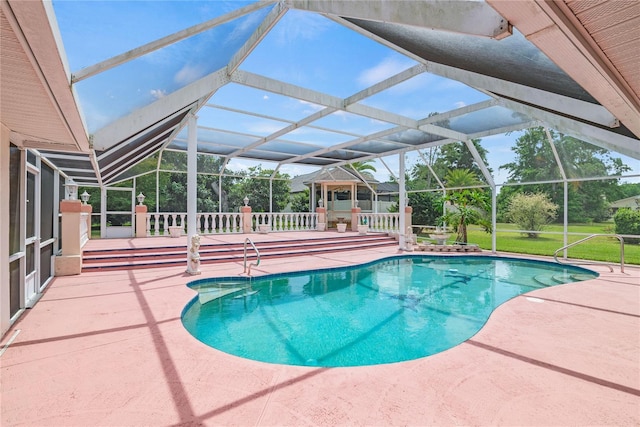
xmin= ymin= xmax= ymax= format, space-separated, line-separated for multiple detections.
xmin=227 ymin=2 xmax=286 ymax=75
xmin=226 ymin=107 xmax=338 ymax=158
xmin=92 ymin=68 xmax=229 ymax=150
xmin=497 ymin=97 xmax=640 ymax=160
xmin=280 ymin=127 xmax=407 ymax=165
xmin=332 ymin=13 xmax=622 ymax=131
xmin=287 ymin=0 xmax=511 ymax=39
xmin=72 ymin=1 xmax=276 ymax=83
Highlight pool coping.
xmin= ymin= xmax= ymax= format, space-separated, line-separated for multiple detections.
xmin=1 ymin=238 xmax=638 ymax=426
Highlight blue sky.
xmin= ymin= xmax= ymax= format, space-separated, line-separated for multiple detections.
xmin=51 ymin=1 xmax=637 ymax=185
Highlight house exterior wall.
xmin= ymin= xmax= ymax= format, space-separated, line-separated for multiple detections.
xmin=1 ymin=123 xmax=10 ymax=336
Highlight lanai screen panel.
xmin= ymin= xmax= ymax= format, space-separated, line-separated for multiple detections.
xmin=209 ymin=84 xmax=326 ymax=123
xmin=348 ymin=20 xmax=596 ymax=103
xmin=434 ymin=106 xmax=532 ymax=136
xmin=239 ymin=8 xmax=418 ymax=98
xmin=62 ymin=6 xmax=274 ymax=133
xmin=312 ymin=111 xmax=395 ymax=136
xmin=49 ymin=0 xmax=639 ymax=186
xmin=358 ymin=73 xmax=491 ymax=119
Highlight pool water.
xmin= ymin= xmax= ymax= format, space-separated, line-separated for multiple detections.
xmin=181 ymin=255 xmax=597 ymax=367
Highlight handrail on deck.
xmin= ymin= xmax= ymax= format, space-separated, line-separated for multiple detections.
xmin=243 ymin=237 xmax=261 ymax=276
xmin=553 ymin=234 xmax=624 ymax=273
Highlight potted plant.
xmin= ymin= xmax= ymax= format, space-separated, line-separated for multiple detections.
xmin=357 ymin=216 xmax=368 ymax=235
xmin=336 ymin=217 xmax=347 ymax=233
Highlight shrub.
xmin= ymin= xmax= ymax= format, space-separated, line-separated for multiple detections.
xmin=506 ymin=192 xmax=558 ymax=238
xmin=614 ymin=208 xmax=640 ymax=244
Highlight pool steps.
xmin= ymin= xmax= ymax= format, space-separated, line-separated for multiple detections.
xmin=197 ymin=284 xmax=247 ymax=304
xmin=81 ymin=234 xmax=398 ymax=272
xmin=533 ymin=273 xmax=589 ymax=287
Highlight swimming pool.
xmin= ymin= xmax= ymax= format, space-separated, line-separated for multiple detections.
xmin=181 ymin=255 xmax=597 ymax=367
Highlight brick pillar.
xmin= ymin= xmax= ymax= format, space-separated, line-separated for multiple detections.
xmin=135 ymin=204 xmax=148 ymax=237
xmin=55 ymin=199 xmax=83 ymax=276
xmin=241 ymin=205 xmax=252 ymax=233
xmin=316 ymin=207 xmax=326 ymax=231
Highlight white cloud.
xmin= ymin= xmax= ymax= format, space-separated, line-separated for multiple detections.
xmin=174 ymin=64 xmax=206 ymax=85
xmin=454 ymin=101 xmax=466 ymax=109
xmin=298 ymin=99 xmax=324 ymax=114
xmin=226 ymin=11 xmax=264 ymax=43
xmin=150 ymin=89 xmax=167 ymax=100
xmin=263 ymin=95 xmax=269 ymax=100
xmin=357 ymin=57 xmax=412 ymax=87
xmin=274 ymin=11 xmax=331 ymax=45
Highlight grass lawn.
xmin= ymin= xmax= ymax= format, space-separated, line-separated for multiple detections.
xmin=418 ymin=223 xmax=639 ymax=265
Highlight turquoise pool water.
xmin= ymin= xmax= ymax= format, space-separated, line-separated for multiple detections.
xmin=181 ymin=255 xmax=597 ymax=367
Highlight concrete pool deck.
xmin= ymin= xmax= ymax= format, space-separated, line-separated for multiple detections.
xmin=2 ymin=232 xmax=639 ymax=426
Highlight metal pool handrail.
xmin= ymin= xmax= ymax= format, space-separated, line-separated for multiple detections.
xmin=243 ymin=237 xmax=261 ymax=276
xmin=553 ymin=234 xmax=624 ymax=273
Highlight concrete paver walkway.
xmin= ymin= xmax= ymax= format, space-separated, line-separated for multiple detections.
xmin=2 ymin=234 xmax=639 ymax=426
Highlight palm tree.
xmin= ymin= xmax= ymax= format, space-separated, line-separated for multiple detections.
xmin=442 ymin=169 xmax=491 ymax=243
xmin=346 ymin=160 xmax=376 ymax=179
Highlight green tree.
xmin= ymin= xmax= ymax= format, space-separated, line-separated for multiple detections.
xmin=506 ymin=193 xmax=558 ymax=238
xmin=290 ymin=188 xmax=310 ymax=212
xmin=499 ymin=127 xmax=630 ymax=222
xmin=347 ymin=160 xmax=377 ymax=179
xmin=228 ymin=166 xmax=291 ymax=212
xmin=611 ymin=183 xmax=640 ymax=200
xmin=153 ymin=152 xmax=238 ymax=212
xmin=435 ymin=139 xmax=490 ymax=179
xmin=410 ymin=138 xmax=490 ymax=190
xmin=614 ymin=208 xmax=640 ymax=244
xmin=407 ymin=191 xmax=444 ymax=226
xmin=442 ymin=169 xmax=491 ymax=243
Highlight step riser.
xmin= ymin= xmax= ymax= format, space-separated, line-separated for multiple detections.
xmin=82 ymin=238 xmax=397 ymax=272
xmin=83 ymin=239 xmax=395 ymax=263
xmin=83 ymin=235 xmax=392 ymax=257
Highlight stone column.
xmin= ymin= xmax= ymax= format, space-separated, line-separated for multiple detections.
xmin=404 ymin=205 xmax=413 ymax=231
xmin=241 ymin=205 xmax=252 ymax=234
xmin=135 ymin=204 xmax=148 ymax=237
xmin=316 ymin=207 xmax=326 ymax=231
xmin=351 ymin=207 xmax=361 ymax=232
xmin=404 ymin=205 xmax=414 ymax=250
xmin=55 ymin=199 xmax=83 ymax=276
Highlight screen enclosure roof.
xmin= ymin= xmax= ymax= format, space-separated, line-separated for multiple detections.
xmin=1 ymin=0 xmax=639 ymax=187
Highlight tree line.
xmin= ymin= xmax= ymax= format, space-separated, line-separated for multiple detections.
xmin=83 ymin=126 xmax=638 ymax=238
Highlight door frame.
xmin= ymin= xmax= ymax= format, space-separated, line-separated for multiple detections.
xmin=101 ymin=187 xmax=135 ymax=238
xmin=24 ymin=161 xmax=40 ymax=308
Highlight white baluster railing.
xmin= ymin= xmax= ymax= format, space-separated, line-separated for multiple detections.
xmin=357 ymin=213 xmax=400 ymax=234
xmin=146 ymin=212 xmax=318 ymax=236
xmin=251 ymin=212 xmax=318 ymax=232
xmin=80 ymin=212 xmax=89 ymax=247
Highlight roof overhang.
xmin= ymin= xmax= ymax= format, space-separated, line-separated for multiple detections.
xmin=487 ymin=0 xmax=640 ymax=139
xmin=0 ymin=0 xmax=89 ymax=153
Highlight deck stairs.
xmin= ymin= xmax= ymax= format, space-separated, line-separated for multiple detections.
xmin=82 ymin=234 xmax=398 ymax=272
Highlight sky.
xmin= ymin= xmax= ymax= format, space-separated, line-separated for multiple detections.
xmin=51 ymin=0 xmax=638 ymax=186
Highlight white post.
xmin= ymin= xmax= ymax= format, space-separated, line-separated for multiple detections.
xmin=186 ymin=113 xmax=200 ymax=275
xmin=398 ymin=152 xmax=406 ymax=249
xmin=491 ymin=187 xmax=497 ymax=253
xmin=269 ymin=178 xmax=273 ymax=213
xmin=563 ymin=180 xmax=568 ymax=259
xmin=100 ymin=186 xmax=107 ymax=238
